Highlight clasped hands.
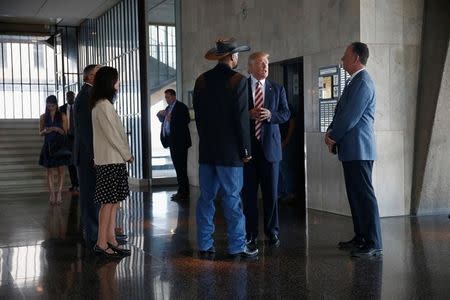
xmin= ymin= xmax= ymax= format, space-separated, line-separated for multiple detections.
xmin=158 ymin=110 xmax=171 ymax=122
xmin=250 ymin=107 xmax=271 ymax=122
xmin=44 ymin=127 xmax=63 ymax=134
xmin=324 ymin=131 xmax=337 ymax=154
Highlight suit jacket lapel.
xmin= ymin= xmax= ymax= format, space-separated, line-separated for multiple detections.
xmin=264 ymin=80 xmax=272 ymax=109
xmin=247 ymin=78 xmax=254 ymax=109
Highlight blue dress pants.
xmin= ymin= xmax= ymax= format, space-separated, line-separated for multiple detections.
xmin=196 ymin=164 xmax=247 ymax=254
xmin=342 ymin=160 xmax=382 ymax=249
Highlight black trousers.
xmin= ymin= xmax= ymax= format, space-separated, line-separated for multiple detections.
xmin=170 ymin=146 xmax=189 ymax=194
xmin=242 ymin=140 xmax=279 ymax=238
xmin=342 ymin=160 xmax=382 ymax=249
xmin=67 ymin=135 xmax=79 ymax=187
xmin=77 ymin=154 xmax=100 ymax=245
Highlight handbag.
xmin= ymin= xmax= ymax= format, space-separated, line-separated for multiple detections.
xmin=48 ymin=134 xmax=72 ymax=159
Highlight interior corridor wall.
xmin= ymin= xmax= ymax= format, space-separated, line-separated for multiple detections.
xmin=180 ymin=0 xmax=423 ymax=217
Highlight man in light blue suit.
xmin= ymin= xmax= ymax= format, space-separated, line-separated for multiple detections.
xmin=325 ymin=42 xmax=382 ymax=259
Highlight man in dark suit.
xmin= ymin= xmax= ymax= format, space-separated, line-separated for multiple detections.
xmin=325 ymin=42 xmax=382 ymax=259
xmin=60 ymin=91 xmax=78 ymax=192
xmin=157 ymin=89 xmax=192 ymax=202
xmin=193 ymin=38 xmax=257 ymax=258
xmin=73 ymin=64 xmax=101 ymax=248
xmin=242 ymin=52 xmax=290 ymax=248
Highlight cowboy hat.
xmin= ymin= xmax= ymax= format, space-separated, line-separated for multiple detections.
xmin=204 ymin=38 xmax=250 ymax=60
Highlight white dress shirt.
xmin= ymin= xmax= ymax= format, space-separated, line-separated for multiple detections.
xmin=348 ymin=68 xmax=365 ymax=84
xmin=250 ymin=75 xmax=266 ymax=105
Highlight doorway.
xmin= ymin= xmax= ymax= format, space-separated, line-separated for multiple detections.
xmin=268 ymin=58 xmax=306 ymax=213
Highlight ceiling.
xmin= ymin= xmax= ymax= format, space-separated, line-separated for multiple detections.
xmin=148 ymin=0 xmax=174 ymax=24
xmin=0 ymin=0 xmax=122 ymax=26
xmin=0 ymin=0 xmax=174 ymax=26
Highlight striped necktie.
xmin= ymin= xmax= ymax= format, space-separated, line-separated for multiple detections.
xmin=254 ymin=81 xmax=263 ymax=140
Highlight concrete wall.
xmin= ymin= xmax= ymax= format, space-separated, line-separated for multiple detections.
xmin=418 ymin=45 xmax=450 ymax=214
xmin=181 ymin=0 xmax=423 ymax=217
xmin=411 ymin=0 xmax=450 ymax=215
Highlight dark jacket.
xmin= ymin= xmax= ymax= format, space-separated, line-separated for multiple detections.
xmin=59 ymin=103 xmax=75 ymax=136
xmin=193 ymin=63 xmax=251 ymax=167
xmin=73 ymin=83 xmax=93 ymax=166
xmin=159 ymin=100 xmax=192 ymax=149
xmin=247 ymin=78 xmax=290 ymax=162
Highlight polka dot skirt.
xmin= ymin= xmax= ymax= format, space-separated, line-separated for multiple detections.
xmin=94 ymin=163 xmax=129 ymax=204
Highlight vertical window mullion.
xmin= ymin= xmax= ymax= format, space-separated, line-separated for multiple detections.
xmin=10 ymin=43 xmax=15 ymax=118
xmin=19 ymin=43 xmax=23 ymax=118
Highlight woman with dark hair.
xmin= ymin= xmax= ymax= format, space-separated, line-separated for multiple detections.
xmin=90 ymin=66 xmax=133 ymax=259
xmin=39 ymin=95 xmax=69 ymax=204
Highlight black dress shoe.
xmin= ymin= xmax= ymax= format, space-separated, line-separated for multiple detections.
xmin=230 ymin=246 xmax=259 ymax=258
xmin=198 ymin=246 xmax=216 ymax=259
xmin=269 ymin=234 xmax=280 ymax=247
xmin=338 ymin=237 xmax=364 ymax=251
xmin=199 ymin=246 xmax=215 ymax=254
xmin=93 ymin=245 xmax=124 ymax=259
xmin=171 ymin=192 xmax=190 ymax=202
xmin=107 ymin=242 xmax=131 ymax=256
xmin=351 ymin=246 xmax=382 ymax=258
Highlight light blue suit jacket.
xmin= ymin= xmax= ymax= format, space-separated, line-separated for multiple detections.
xmin=328 ymin=70 xmax=377 ymax=161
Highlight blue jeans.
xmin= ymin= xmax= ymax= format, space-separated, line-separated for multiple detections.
xmin=196 ymin=164 xmax=247 ymax=254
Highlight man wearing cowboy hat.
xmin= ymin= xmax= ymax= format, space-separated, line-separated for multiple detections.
xmin=193 ymin=38 xmax=258 ymax=258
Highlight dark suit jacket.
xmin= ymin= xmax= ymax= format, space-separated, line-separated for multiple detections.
xmin=159 ymin=100 xmax=192 ymax=149
xmin=193 ymin=63 xmax=251 ymax=167
xmin=248 ymin=78 xmax=290 ymax=162
xmin=73 ymin=83 xmax=93 ymax=166
xmin=59 ymin=103 xmax=74 ymax=136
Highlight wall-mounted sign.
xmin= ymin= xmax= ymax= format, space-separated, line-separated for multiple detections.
xmin=318 ymin=65 xmax=349 ymax=132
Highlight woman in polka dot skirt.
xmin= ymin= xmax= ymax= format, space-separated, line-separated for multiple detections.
xmin=90 ymin=66 xmax=133 ymax=259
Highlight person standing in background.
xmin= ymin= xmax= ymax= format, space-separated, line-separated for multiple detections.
xmin=157 ymin=89 xmax=192 ymax=203
xmin=39 ymin=95 xmax=69 ymax=205
xmin=60 ymin=91 xmax=79 ymax=192
xmin=74 ymin=64 xmax=101 ymax=249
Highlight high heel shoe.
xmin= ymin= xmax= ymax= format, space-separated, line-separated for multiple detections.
xmin=93 ymin=245 xmax=124 ymax=259
xmin=107 ymin=242 xmax=131 ymax=256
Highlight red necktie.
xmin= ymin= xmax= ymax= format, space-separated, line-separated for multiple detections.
xmin=254 ymin=81 xmax=263 ymax=140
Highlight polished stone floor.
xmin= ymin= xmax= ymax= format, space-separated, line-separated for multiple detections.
xmin=1 ymin=189 xmax=450 ymax=299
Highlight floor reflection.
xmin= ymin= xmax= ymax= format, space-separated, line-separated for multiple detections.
xmin=1 ymin=190 xmax=450 ymax=298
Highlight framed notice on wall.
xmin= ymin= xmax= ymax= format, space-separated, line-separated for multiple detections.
xmin=321 ymin=76 xmax=333 ymax=99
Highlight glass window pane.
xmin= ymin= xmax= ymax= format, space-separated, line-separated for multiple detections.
xmin=4 ymin=85 xmax=13 ymax=118
xmin=0 ymin=44 xmax=4 ymax=82
xmin=11 ymin=43 xmax=21 ymax=83
xmin=30 ymin=44 xmax=38 ymax=84
xmin=13 ymin=84 xmax=23 ymax=118
xmin=22 ymin=84 xmax=31 ymax=118
xmin=0 ymin=90 xmax=5 ymax=118
xmin=21 ymin=44 xmax=30 ymax=83
xmin=47 ymin=45 xmax=55 ymax=84
xmin=31 ymin=84 xmax=40 ymax=118
xmin=38 ymin=44 xmax=47 ymax=84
